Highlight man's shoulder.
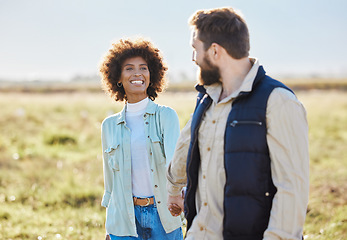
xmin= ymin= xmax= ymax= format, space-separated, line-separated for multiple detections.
xmin=257 ymin=75 xmax=294 ymax=96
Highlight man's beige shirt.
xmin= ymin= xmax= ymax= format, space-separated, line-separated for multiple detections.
xmin=167 ymin=59 xmax=309 ymax=240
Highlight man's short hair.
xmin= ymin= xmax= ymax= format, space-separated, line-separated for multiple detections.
xmin=189 ymin=7 xmax=250 ymax=59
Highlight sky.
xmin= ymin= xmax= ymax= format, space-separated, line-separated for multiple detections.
xmin=0 ymin=0 xmax=346 ymax=82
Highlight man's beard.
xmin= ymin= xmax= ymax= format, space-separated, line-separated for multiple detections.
xmin=198 ymin=55 xmax=221 ymax=86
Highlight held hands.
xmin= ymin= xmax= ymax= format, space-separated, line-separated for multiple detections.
xmin=167 ymin=188 xmax=185 ymax=217
xmin=168 ymin=202 xmax=182 ymax=217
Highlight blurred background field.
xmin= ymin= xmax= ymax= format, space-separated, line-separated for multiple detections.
xmin=1 ymin=1 xmax=347 ymax=239
xmin=0 ymin=80 xmax=346 ymax=240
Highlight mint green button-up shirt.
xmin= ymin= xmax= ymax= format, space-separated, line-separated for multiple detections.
xmin=101 ymin=99 xmax=182 ymax=237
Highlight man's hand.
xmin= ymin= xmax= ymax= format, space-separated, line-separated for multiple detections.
xmin=167 ymin=194 xmax=184 ymax=217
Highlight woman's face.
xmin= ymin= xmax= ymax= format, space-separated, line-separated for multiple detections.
xmin=120 ymin=56 xmax=150 ymax=103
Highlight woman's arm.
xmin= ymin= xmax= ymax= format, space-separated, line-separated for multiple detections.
xmin=159 ymin=107 xmax=181 ymax=167
xmin=101 ymin=121 xmax=113 ymax=208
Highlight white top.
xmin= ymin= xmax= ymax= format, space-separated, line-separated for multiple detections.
xmin=125 ymin=97 xmax=154 ymax=197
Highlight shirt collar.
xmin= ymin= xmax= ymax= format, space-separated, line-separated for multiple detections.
xmin=116 ymin=98 xmax=157 ymax=124
xmin=204 ymin=57 xmax=259 ymax=103
xmin=239 ymin=57 xmax=259 ymax=94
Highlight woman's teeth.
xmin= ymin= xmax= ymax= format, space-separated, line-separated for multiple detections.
xmin=131 ymin=80 xmax=143 ymax=84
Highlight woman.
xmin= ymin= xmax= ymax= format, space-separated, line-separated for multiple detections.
xmin=99 ymin=38 xmax=183 ymax=240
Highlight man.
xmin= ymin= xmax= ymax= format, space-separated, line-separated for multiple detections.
xmin=166 ymin=7 xmax=309 ymax=240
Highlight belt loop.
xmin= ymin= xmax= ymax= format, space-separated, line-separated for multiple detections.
xmin=153 ymin=196 xmax=156 ymax=207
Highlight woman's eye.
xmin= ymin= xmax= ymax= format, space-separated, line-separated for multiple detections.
xmin=141 ymin=67 xmax=148 ymax=71
xmin=126 ymin=67 xmax=133 ymax=71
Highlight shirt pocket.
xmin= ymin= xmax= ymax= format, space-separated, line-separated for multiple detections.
xmin=104 ymin=144 xmax=120 ymax=171
xmin=149 ymin=134 xmax=166 ymax=164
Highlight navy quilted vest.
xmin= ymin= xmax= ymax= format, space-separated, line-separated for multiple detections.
xmin=185 ymin=66 xmax=293 ymax=240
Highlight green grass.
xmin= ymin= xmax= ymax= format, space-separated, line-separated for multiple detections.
xmin=0 ymin=89 xmax=346 ymax=239
xmin=299 ymin=90 xmax=347 ymax=239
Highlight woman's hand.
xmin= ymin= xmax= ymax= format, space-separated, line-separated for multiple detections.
xmin=167 ymin=194 xmax=184 ymax=217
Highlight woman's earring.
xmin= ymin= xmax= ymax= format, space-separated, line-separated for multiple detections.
xmin=149 ymin=82 xmax=153 ymax=86
xmin=117 ymin=82 xmax=123 ymax=87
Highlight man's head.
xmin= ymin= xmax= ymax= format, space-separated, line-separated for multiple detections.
xmin=189 ymin=7 xmax=250 ymax=60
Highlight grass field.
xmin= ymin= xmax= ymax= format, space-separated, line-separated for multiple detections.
xmin=0 ymin=89 xmax=346 ymax=239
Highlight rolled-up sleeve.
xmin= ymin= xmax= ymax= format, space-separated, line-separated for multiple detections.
xmin=101 ymin=191 xmax=111 ymax=208
xmin=264 ymin=88 xmax=310 ymax=240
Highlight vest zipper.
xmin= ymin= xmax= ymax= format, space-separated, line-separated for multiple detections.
xmin=230 ymin=120 xmax=263 ymax=127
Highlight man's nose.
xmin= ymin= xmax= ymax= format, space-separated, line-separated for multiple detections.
xmin=192 ymin=50 xmax=196 ymax=62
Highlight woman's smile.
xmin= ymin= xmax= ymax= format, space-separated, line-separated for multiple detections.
xmin=130 ymin=79 xmax=145 ymax=85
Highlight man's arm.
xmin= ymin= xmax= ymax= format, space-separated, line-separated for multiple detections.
xmin=264 ymin=88 xmax=310 ymax=240
xmin=166 ymin=117 xmax=192 ymax=216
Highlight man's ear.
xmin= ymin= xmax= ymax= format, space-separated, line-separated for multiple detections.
xmin=210 ymin=43 xmax=222 ymax=61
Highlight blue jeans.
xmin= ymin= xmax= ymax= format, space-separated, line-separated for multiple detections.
xmin=110 ymin=203 xmax=183 ymax=240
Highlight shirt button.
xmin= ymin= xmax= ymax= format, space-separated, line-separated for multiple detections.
xmin=155 ymin=185 xmax=158 ymax=188
xmin=204 ymin=202 xmax=207 ymax=206
xmin=143 ymin=114 xmax=147 ymax=118
xmin=203 ymin=175 xmax=206 ymax=179
xmin=207 ymin=147 xmax=211 ymax=151
xmin=212 ymin=120 xmax=216 ymax=124
xmin=148 ymin=136 xmax=150 ymax=138
xmin=145 ymin=122 xmax=149 ymax=125
xmin=157 ymin=201 xmax=161 ymax=204
xmin=150 ymin=152 xmax=152 ymax=155
xmin=151 ymin=169 xmax=154 ymax=172
xmin=200 ymin=227 xmax=204 ymax=231
xmin=265 ymin=192 xmax=270 ymax=196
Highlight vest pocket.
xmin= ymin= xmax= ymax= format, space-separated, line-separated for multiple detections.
xmin=105 ymin=144 xmax=120 ymax=171
xmin=226 ymin=118 xmax=268 ymax=153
